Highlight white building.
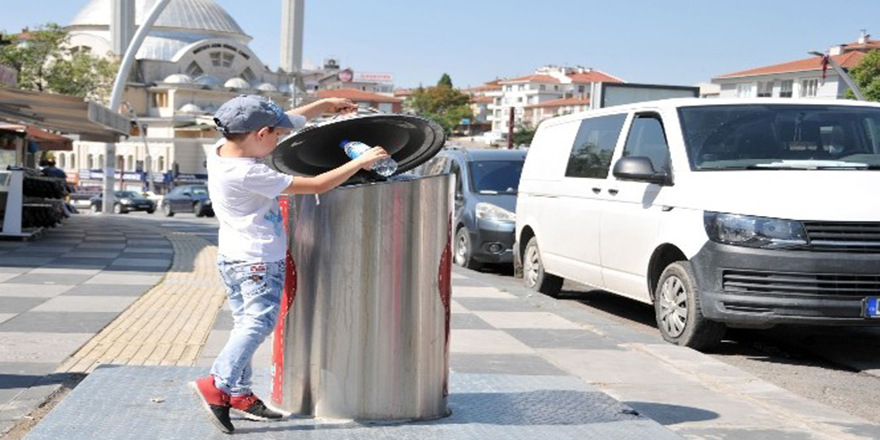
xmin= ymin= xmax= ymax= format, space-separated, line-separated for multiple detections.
xmin=712 ymin=31 xmax=876 ymax=100
xmin=489 ymin=66 xmax=623 ymax=133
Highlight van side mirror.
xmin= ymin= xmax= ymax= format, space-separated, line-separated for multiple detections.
xmin=613 ymin=156 xmax=672 ymax=186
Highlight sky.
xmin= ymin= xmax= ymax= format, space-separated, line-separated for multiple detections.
xmin=3 ymin=0 xmax=879 ymax=89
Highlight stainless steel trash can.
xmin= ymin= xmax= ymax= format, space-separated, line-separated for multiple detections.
xmin=268 ymin=114 xmax=451 ymax=422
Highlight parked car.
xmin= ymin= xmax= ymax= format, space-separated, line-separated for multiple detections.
xmin=161 ymin=185 xmax=213 ymax=217
xmin=418 ymin=148 xmax=526 ymax=270
xmin=70 ymin=192 xmax=99 ymax=211
xmin=90 ymin=190 xmax=155 ymax=214
xmin=142 ymin=190 xmax=164 ymax=205
xmin=515 ymin=98 xmax=880 ymax=350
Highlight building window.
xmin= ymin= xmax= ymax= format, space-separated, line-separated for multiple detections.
xmin=70 ymin=153 xmax=75 ymax=169
xmin=154 ymin=92 xmax=169 ymax=108
xmin=801 ymin=78 xmax=819 ymax=97
xmin=186 ymin=61 xmax=204 ymax=77
xmin=736 ymin=83 xmax=753 ymax=98
xmin=554 ymin=85 xmax=559 ymax=91
xmin=241 ymin=67 xmax=256 ymax=82
xmin=98 ymin=154 xmax=105 ymax=168
xmin=127 ymin=155 xmax=134 ymax=171
xmin=578 ymin=85 xmax=585 ymax=93
xmin=780 ymin=80 xmax=793 ymax=98
xmin=158 ymin=156 xmax=165 ymax=172
xmin=58 ymin=154 xmax=65 ymax=168
xmin=757 ymin=81 xmax=773 ymax=97
xmin=539 ymin=84 xmax=545 ymax=91
xmin=87 ymin=154 xmax=94 ymax=169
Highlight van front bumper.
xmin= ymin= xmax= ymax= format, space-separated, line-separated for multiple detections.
xmin=690 ymin=242 xmax=880 ymax=327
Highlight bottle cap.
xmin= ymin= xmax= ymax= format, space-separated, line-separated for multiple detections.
xmin=339 ymin=139 xmax=350 ymax=148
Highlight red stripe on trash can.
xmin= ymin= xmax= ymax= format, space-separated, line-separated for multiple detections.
xmin=272 ymin=198 xmax=297 ymax=406
xmin=438 ymin=214 xmax=452 ymax=398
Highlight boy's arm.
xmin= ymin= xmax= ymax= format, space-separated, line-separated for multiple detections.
xmin=282 ymin=147 xmax=388 ymax=195
xmin=288 ymin=98 xmax=356 ymax=121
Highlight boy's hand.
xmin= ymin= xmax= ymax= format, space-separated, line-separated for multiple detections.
xmin=355 ymin=147 xmax=389 ymax=170
xmin=323 ymin=98 xmax=357 ymax=115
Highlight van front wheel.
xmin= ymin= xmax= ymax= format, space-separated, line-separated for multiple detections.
xmin=654 ymin=261 xmax=725 ymax=350
xmin=523 ymin=236 xmax=563 ymax=297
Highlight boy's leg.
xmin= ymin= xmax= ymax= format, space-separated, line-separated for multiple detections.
xmin=190 ymin=257 xmax=242 ymax=434
xmin=213 ymin=260 xmax=286 ymax=421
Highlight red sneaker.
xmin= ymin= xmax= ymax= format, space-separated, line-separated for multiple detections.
xmin=189 ymin=376 xmax=234 ymax=434
xmin=230 ymin=393 xmax=284 ymax=421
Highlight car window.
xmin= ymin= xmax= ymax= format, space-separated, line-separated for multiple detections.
xmin=622 ymin=114 xmax=671 ymax=172
xmin=169 ymin=187 xmax=184 ymax=196
xmin=565 ymin=114 xmax=627 ymax=179
xmin=469 ymin=160 xmax=524 ymax=194
xmin=115 ymin=191 xmax=145 ymax=199
xmin=191 ymin=186 xmax=208 ymax=195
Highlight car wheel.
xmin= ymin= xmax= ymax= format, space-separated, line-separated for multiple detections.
xmin=146 ymin=209 xmax=155 ymax=214
xmin=113 ymin=203 xmax=125 ymax=214
xmin=194 ymin=202 xmax=206 ymax=217
xmin=163 ymin=203 xmax=174 ymax=217
xmin=654 ymin=261 xmax=725 ymax=350
xmin=522 ymin=236 xmax=563 ymax=297
xmin=454 ymin=227 xmax=483 ymax=270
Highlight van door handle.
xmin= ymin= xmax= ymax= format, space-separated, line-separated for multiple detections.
xmin=608 ymin=189 xmax=619 ymax=196
xmin=591 ymin=187 xmax=601 ymax=194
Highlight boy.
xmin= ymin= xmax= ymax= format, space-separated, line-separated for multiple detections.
xmin=190 ymin=95 xmax=388 ymax=434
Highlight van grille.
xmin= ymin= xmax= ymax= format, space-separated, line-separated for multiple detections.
xmin=722 ymin=270 xmax=880 ymax=297
xmin=804 ymin=221 xmax=880 ymax=253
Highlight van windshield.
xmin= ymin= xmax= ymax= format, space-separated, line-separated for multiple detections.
xmin=469 ymin=160 xmax=524 ymax=194
xmin=678 ymin=105 xmax=880 ymax=170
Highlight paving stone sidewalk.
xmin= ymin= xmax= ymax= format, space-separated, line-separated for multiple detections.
xmin=0 ymin=214 xmax=223 ymax=436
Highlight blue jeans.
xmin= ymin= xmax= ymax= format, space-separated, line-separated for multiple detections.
xmin=211 ymin=256 xmax=286 ymax=397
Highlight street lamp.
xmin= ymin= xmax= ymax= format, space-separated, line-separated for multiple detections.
xmin=103 ymin=0 xmax=171 ymax=214
xmin=808 ymin=51 xmax=866 ymax=101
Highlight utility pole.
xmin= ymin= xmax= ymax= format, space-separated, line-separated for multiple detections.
xmin=507 ymin=106 xmax=515 ymax=149
xmin=281 ymin=0 xmax=305 ymax=108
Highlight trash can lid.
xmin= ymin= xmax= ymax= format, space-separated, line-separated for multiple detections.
xmin=269 ymin=114 xmax=446 ymax=183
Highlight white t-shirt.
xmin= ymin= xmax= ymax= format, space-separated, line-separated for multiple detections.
xmin=207 ymin=127 xmax=303 ymax=262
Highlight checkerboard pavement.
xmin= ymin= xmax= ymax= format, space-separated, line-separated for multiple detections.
xmin=0 ymin=214 xmax=224 ymax=436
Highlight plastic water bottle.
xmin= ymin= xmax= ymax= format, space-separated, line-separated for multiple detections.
xmin=340 ymin=140 xmax=398 ymax=177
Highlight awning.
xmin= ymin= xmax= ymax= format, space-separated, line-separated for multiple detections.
xmin=0 ymin=86 xmax=129 ymax=142
xmin=0 ymin=122 xmax=73 ymax=151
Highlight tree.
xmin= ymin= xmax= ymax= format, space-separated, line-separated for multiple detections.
xmin=409 ymin=75 xmax=473 ymax=135
xmin=512 ymin=122 xmax=537 ymax=146
xmin=0 ymin=23 xmax=117 ymax=102
xmin=845 ymin=49 xmax=880 ymax=101
xmin=437 ymin=73 xmax=453 ymax=88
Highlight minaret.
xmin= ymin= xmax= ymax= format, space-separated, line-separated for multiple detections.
xmin=280 ymin=0 xmax=305 ymax=74
xmin=110 ymin=0 xmax=136 ymax=57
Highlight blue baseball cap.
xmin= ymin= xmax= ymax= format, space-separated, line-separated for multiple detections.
xmin=213 ymin=95 xmax=298 ymax=135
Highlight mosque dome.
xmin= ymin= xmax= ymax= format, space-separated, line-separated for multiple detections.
xmin=67 ymin=0 xmax=251 ymax=61
xmin=256 ymin=83 xmax=278 ymax=92
xmin=195 ymin=75 xmax=222 ymax=88
xmin=178 ymin=103 xmax=203 ymax=114
xmin=162 ymin=73 xmax=195 ymax=84
xmin=224 ymin=78 xmax=251 ymax=90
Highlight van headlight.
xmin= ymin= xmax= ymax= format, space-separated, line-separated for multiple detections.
xmin=704 ymin=212 xmax=807 ymax=249
xmin=476 ymin=203 xmax=516 ymax=222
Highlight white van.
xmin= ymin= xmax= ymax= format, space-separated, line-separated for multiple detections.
xmin=515 ymin=98 xmax=880 ymax=349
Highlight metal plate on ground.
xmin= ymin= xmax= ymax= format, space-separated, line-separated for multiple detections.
xmin=25 ymin=366 xmax=682 ymax=440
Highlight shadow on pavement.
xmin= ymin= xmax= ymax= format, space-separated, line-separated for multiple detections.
xmin=623 ymin=401 xmax=719 ymax=425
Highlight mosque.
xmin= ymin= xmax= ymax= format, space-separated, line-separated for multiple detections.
xmin=56 ymin=0 xmax=398 ymax=192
